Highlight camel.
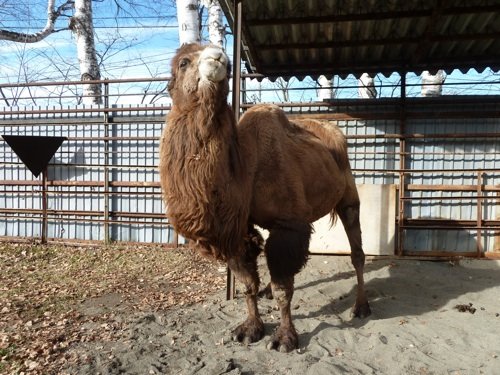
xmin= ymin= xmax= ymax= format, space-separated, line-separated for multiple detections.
xmin=159 ymin=43 xmax=371 ymax=353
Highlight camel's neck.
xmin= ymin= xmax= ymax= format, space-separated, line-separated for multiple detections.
xmin=174 ymin=103 xmax=238 ymax=176
xmin=161 ymin=101 xmax=243 ymax=249
xmin=191 ymin=101 xmax=234 ymax=143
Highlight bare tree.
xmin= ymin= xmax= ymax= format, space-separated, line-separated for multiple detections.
xmin=317 ymin=75 xmax=334 ymax=101
xmin=1 ymin=0 xmax=102 ymax=104
xmin=68 ymin=0 xmax=101 ymax=104
xmin=274 ymin=77 xmax=292 ymax=102
xmin=175 ymin=1 xmax=225 ymax=47
xmin=358 ymin=73 xmax=377 ymax=99
xmin=421 ymin=70 xmax=446 ymax=97
xmin=176 ymin=0 xmax=201 ymax=45
xmin=202 ymin=0 xmax=225 ymax=47
xmin=0 ymin=0 xmax=73 ymax=43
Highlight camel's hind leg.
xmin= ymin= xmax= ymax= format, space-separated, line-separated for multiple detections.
xmin=338 ymin=185 xmax=372 ymax=318
xmin=265 ymin=220 xmax=311 ymax=352
xmin=228 ymin=227 xmax=265 ymax=344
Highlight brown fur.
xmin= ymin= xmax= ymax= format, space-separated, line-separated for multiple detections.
xmin=159 ymin=43 xmax=370 ymax=352
xmin=160 ymin=44 xmax=245 ymax=260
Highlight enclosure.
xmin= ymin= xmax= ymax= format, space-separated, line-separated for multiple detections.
xmin=0 ymin=75 xmax=498 ymax=258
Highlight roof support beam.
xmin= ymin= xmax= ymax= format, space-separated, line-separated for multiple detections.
xmin=259 ymin=55 xmax=500 ymax=78
xmin=412 ymin=0 xmax=448 ymax=64
xmin=257 ymin=32 xmax=500 ymax=51
xmin=246 ymin=5 xmax=500 ymax=27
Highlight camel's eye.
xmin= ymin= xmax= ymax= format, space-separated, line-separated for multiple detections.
xmin=179 ymin=58 xmax=190 ymax=69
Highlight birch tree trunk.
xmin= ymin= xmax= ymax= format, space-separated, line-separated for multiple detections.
xmin=69 ymin=0 xmax=102 ymax=105
xmin=176 ymin=0 xmax=201 ymax=45
xmin=317 ymin=75 xmax=334 ymax=101
xmin=358 ymin=73 xmax=377 ymax=98
xmin=202 ymin=0 xmax=225 ymax=47
xmin=421 ymin=70 xmax=446 ymax=97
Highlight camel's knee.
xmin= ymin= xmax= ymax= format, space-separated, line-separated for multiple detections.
xmin=228 ymin=252 xmax=260 ymax=295
xmin=265 ymin=220 xmax=312 ymax=281
xmin=338 ymin=203 xmax=360 ymax=227
xmin=350 ymin=251 xmax=365 ymax=269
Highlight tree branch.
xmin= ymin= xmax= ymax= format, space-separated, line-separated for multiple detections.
xmin=0 ymin=0 xmax=74 ymax=43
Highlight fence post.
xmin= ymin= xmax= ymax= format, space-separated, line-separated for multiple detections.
xmin=103 ymin=80 xmax=110 ymax=244
xmin=41 ymin=167 xmax=48 ymax=244
xmin=397 ymin=73 xmax=407 ymax=256
xmin=476 ymin=172 xmax=484 ymax=257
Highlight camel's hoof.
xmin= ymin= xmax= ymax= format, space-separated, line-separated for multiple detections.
xmin=232 ymin=318 xmax=264 ymax=344
xmin=257 ymin=283 xmax=273 ymax=300
xmin=266 ymin=326 xmax=298 ymax=353
xmin=352 ymin=301 xmax=371 ymax=318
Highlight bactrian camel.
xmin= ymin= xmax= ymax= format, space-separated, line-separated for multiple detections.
xmin=159 ymin=43 xmax=371 ymax=352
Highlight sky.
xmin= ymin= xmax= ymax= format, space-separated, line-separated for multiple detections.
xmin=0 ymin=1 xmax=180 ymax=78
xmin=0 ymin=0 xmax=499 ymax=107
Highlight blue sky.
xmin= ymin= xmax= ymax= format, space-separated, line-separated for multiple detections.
xmin=0 ymin=1 xmax=182 ymax=81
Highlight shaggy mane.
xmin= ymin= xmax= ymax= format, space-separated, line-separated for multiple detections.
xmin=160 ymin=44 xmax=245 ymax=260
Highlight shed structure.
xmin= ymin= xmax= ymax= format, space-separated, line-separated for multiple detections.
xmin=220 ymin=0 xmax=500 ymax=258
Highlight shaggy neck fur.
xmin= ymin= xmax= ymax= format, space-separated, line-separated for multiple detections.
xmin=161 ymin=53 xmax=245 ymax=260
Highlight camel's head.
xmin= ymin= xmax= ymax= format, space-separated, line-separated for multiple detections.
xmin=168 ymin=43 xmax=231 ymax=106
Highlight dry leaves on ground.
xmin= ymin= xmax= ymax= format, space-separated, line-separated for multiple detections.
xmin=0 ymin=243 xmax=226 ymax=374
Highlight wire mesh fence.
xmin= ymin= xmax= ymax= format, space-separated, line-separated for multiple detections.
xmin=0 ymin=77 xmax=499 ymax=255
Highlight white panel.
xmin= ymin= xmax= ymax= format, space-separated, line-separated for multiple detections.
xmin=310 ymin=184 xmax=396 ymax=255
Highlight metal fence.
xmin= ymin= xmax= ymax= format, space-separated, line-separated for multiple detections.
xmin=1 ymin=78 xmax=174 ymax=245
xmin=0 ymin=77 xmax=499 ymax=256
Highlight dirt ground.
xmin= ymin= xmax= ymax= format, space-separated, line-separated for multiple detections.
xmin=2 ymin=243 xmax=500 ymax=374
xmin=0 ymin=243 xmax=226 ymax=374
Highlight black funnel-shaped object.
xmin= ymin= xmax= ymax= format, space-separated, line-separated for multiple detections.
xmin=2 ymin=135 xmax=67 ymax=178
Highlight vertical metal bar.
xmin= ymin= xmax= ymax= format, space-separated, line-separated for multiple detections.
xmin=173 ymin=230 xmax=179 ymax=247
xmin=103 ymin=80 xmax=110 ymax=244
xmin=41 ymin=167 xmax=48 ymax=244
xmin=397 ymin=73 xmax=407 ymax=256
xmin=226 ymin=0 xmax=242 ymax=301
xmin=476 ymin=172 xmax=483 ymax=257
xmin=231 ymin=0 xmax=242 ymax=121
xmin=241 ymin=69 xmax=247 ymax=106
xmin=495 ymin=188 xmax=500 ymax=253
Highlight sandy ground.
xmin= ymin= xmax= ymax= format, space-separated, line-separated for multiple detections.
xmin=66 ymin=256 xmax=500 ymax=375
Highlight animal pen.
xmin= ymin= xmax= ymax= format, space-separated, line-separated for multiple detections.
xmin=1 ymin=0 xmax=500 ymax=258
xmin=0 ymin=75 xmax=498 ymax=258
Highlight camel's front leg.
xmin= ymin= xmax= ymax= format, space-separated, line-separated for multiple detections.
xmin=265 ymin=221 xmax=312 ymax=352
xmin=227 ymin=252 xmax=264 ymax=344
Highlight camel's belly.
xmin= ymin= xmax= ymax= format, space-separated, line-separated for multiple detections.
xmin=250 ymin=165 xmax=345 ymax=227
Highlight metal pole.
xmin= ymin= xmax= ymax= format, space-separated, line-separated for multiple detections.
xmin=397 ymin=73 xmax=407 ymax=256
xmin=476 ymin=172 xmax=484 ymax=257
xmin=41 ymin=167 xmax=48 ymax=244
xmin=103 ymin=80 xmax=110 ymax=244
xmin=173 ymin=230 xmax=179 ymax=247
xmin=231 ymin=0 xmax=242 ymax=121
xmin=227 ymin=0 xmax=243 ymax=301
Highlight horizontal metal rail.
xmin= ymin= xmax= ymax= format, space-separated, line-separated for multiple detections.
xmin=1 ymin=88 xmax=499 ymax=254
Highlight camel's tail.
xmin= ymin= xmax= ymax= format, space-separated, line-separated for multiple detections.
xmin=329 ymin=206 xmax=340 ymax=227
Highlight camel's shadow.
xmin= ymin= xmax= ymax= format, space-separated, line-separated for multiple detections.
xmin=290 ymin=257 xmax=500 ymax=347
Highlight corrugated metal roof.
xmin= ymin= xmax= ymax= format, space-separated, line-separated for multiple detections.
xmin=220 ymin=0 xmax=500 ymax=80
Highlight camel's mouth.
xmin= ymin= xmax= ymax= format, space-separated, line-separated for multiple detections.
xmin=198 ymin=46 xmax=229 ymax=83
